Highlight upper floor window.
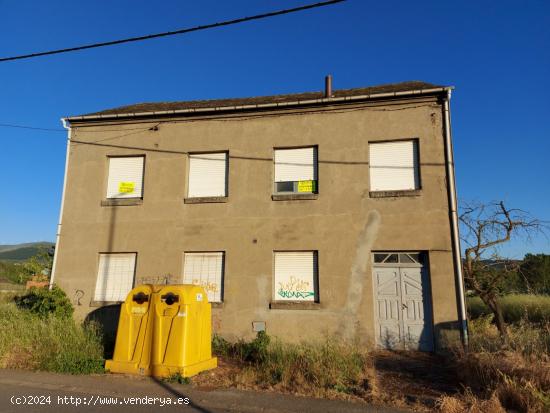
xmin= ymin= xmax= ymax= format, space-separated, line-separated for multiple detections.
xmin=369 ymin=140 xmax=419 ymax=191
xmin=274 ymin=146 xmax=318 ymax=194
xmin=106 ymin=156 xmax=144 ymax=199
xmin=187 ymin=152 xmax=228 ymax=198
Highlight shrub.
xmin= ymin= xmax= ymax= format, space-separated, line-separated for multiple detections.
xmin=14 ymin=286 xmax=73 ymax=319
xmin=0 ymin=302 xmax=104 ymax=374
xmin=212 ymin=334 xmax=231 ymax=357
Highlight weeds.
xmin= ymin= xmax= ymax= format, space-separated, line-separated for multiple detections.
xmin=0 ymin=302 xmax=104 ymax=374
xmin=165 ymin=372 xmax=192 ymax=385
xmin=211 ymin=332 xmax=373 ymax=398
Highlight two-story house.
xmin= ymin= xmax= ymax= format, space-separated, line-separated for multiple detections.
xmin=51 ymin=79 xmax=467 ymax=351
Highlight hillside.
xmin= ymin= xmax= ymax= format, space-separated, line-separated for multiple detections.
xmin=0 ymin=242 xmax=54 ymax=262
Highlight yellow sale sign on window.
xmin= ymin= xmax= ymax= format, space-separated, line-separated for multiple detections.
xmin=297 ymin=180 xmax=316 ymax=193
xmin=118 ymin=182 xmax=135 ymax=194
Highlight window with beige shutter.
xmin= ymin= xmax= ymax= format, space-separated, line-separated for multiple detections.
xmin=273 ymin=251 xmax=318 ymax=301
xmin=94 ymin=253 xmax=136 ymax=302
xmin=274 ymin=147 xmax=318 ymax=194
xmin=106 ymin=156 xmax=144 ymax=198
xmin=369 ymin=140 xmax=419 ymax=191
xmin=182 ymin=252 xmax=224 ymax=303
xmin=187 ymin=152 xmax=228 ymax=198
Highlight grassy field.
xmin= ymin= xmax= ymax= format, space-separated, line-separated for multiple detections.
xmin=467 ymin=294 xmax=550 ymax=323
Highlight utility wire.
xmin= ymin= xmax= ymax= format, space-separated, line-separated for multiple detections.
xmin=0 ymin=123 xmax=64 ymax=132
xmin=0 ymin=0 xmax=346 ymax=62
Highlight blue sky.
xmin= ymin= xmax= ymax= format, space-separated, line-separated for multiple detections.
xmin=0 ymin=0 xmax=548 ymax=258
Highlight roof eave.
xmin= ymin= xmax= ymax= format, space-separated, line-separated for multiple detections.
xmin=64 ymin=86 xmax=453 ymax=123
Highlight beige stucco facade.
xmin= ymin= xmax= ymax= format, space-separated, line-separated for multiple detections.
xmin=53 ymin=89 xmax=463 ymax=350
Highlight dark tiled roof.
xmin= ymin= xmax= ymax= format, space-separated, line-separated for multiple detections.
xmin=77 ymin=81 xmax=446 ymax=118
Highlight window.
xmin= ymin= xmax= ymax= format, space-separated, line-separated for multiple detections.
xmin=274 ymin=147 xmax=318 ymax=194
xmin=188 ymin=152 xmax=228 ymax=198
xmin=273 ymin=251 xmax=318 ymax=302
xmin=94 ymin=253 xmax=136 ymax=302
xmin=369 ymin=140 xmax=419 ymax=191
xmin=106 ymin=156 xmax=144 ymax=199
xmin=373 ymin=252 xmax=424 ymax=265
xmin=182 ymin=252 xmax=224 ymax=303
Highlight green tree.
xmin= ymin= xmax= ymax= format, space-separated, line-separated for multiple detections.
xmin=22 ymin=247 xmax=54 ymax=281
xmin=519 ymin=253 xmax=550 ymax=295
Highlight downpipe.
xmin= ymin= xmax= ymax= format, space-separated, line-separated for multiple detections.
xmin=443 ymin=90 xmax=469 ymax=347
xmin=49 ymin=119 xmax=71 ymax=290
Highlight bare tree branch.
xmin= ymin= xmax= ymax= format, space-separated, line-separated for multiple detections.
xmin=458 ymin=200 xmax=549 ymax=339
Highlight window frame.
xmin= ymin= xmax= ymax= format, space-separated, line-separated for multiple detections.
xmin=186 ymin=151 xmax=229 ymax=200
xmin=105 ymin=155 xmax=146 ymax=200
xmin=92 ymin=252 xmax=137 ymax=305
xmin=272 ymin=250 xmax=320 ymax=304
xmin=368 ymin=138 xmax=421 ymax=193
xmin=181 ymin=251 xmax=225 ymax=303
xmin=272 ymin=146 xmax=319 ymax=195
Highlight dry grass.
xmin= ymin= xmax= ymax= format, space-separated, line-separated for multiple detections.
xmin=195 ymin=321 xmax=550 ymax=412
xmin=205 ymin=333 xmax=375 ymax=401
xmin=435 ymin=316 xmax=550 ymax=413
xmin=437 ymin=391 xmax=506 ymax=413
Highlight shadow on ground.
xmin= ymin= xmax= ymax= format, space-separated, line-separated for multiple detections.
xmin=373 ymin=350 xmax=460 ymax=407
xmin=152 ymin=376 xmax=214 ymax=413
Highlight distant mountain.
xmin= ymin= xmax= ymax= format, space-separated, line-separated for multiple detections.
xmin=0 ymin=242 xmax=55 ymax=262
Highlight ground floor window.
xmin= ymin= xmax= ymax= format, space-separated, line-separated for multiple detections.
xmin=182 ymin=252 xmax=224 ymax=303
xmin=94 ymin=253 xmax=136 ymax=302
xmin=273 ymin=251 xmax=318 ymax=302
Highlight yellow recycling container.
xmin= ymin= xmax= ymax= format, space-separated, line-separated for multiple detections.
xmin=105 ymin=284 xmax=217 ymax=378
xmin=150 ymin=285 xmax=217 ymax=377
xmin=105 ymin=284 xmax=160 ymax=375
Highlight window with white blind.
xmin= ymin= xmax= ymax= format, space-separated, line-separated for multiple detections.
xmin=274 ymin=147 xmax=318 ymax=194
xmin=182 ymin=252 xmax=224 ymax=303
xmin=187 ymin=152 xmax=228 ymax=198
xmin=273 ymin=251 xmax=318 ymax=302
xmin=106 ymin=156 xmax=144 ymax=199
xmin=94 ymin=253 xmax=136 ymax=302
xmin=369 ymin=140 xmax=420 ymax=191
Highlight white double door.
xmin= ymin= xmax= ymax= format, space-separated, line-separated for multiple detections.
xmin=373 ymin=265 xmax=433 ymax=351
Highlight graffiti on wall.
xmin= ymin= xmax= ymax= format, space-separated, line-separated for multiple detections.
xmin=139 ymin=274 xmax=174 ymax=285
xmin=190 ymin=278 xmax=219 ymax=294
xmin=182 ymin=276 xmax=221 ymax=303
xmin=277 ymin=276 xmax=314 ymax=300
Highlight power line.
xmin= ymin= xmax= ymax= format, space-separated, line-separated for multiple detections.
xmin=0 ymin=123 xmax=64 ymax=132
xmin=0 ymin=0 xmax=346 ymax=63
xmin=0 ymin=123 xmax=158 ymax=133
